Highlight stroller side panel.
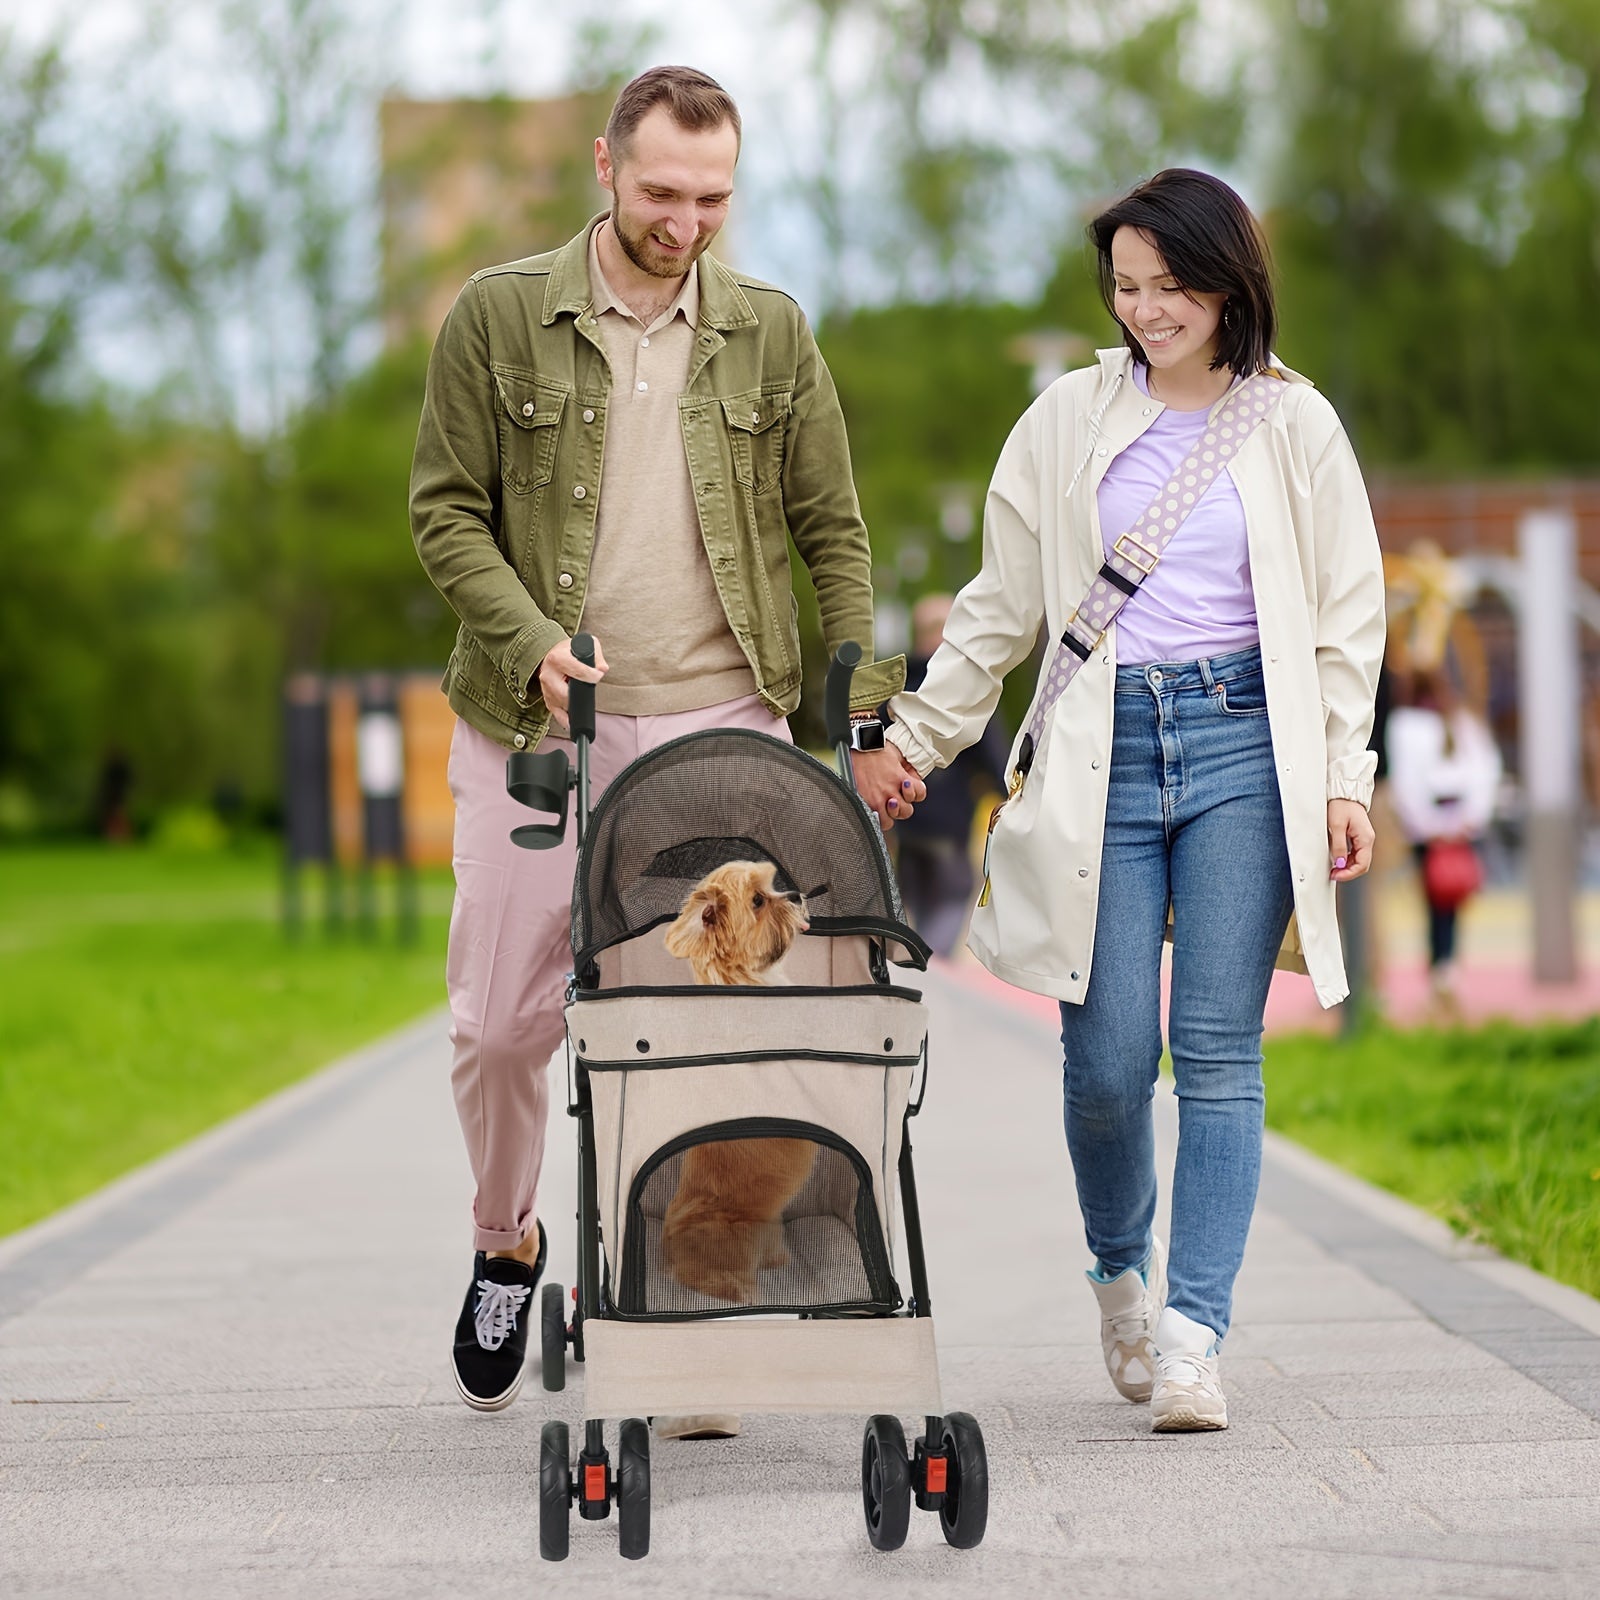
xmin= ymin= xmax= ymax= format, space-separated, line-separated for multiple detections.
xmin=581 ymin=1316 xmax=943 ymax=1422
xmin=571 ymin=990 xmax=924 ymax=1318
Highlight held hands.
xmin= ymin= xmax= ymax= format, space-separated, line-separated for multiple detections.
xmin=1327 ymin=798 xmax=1375 ymax=883
xmin=851 ymin=745 xmax=926 ymax=832
xmin=537 ymin=635 xmax=608 ymax=714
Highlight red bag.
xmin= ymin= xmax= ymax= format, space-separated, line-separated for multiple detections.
xmin=1422 ymin=838 xmax=1482 ymax=911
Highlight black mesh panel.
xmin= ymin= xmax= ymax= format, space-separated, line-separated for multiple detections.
xmin=572 ymin=729 xmax=926 ymax=969
xmin=615 ymin=1121 xmax=900 ymax=1319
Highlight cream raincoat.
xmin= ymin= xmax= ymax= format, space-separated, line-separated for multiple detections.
xmin=886 ymin=347 xmax=1386 ymax=1010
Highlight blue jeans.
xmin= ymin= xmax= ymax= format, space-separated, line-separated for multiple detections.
xmin=1058 ymin=645 xmax=1294 ymax=1340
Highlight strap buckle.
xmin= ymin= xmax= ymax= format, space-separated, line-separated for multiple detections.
xmin=1112 ymin=530 xmax=1160 ymax=575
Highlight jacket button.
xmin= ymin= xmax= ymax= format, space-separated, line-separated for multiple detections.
xmin=1070 ymin=970 xmax=1080 ymax=981
xmin=513 ymin=733 xmax=527 ymax=749
xmin=558 ymin=572 xmax=574 ymax=589
xmin=573 ymin=485 xmax=586 ymax=500
xmin=751 ymin=410 xmax=760 ymax=422
xmin=1078 ymin=867 xmax=1089 ymax=878
xmin=521 ymin=401 xmax=535 ymax=417
xmin=582 ymin=408 xmax=595 ymax=423
xmin=1142 ymin=407 xmax=1152 ymax=416
xmin=1091 ymin=759 xmax=1100 ymax=770
xmin=1096 ymin=447 xmax=1108 ymax=456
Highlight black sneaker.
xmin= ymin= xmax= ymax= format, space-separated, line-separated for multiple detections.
xmin=451 ymin=1221 xmax=546 ymax=1412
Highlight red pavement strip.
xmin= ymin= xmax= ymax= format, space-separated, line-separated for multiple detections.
xmin=937 ymin=952 xmax=1598 ymax=1034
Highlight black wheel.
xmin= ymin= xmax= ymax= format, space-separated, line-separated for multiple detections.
xmin=617 ymin=1417 xmax=651 ymax=1560
xmin=861 ymin=1415 xmax=911 ymax=1551
xmin=938 ymin=1411 xmax=988 ymax=1549
xmin=541 ymin=1282 xmax=566 ymax=1392
xmin=538 ymin=1421 xmax=571 ymax=1562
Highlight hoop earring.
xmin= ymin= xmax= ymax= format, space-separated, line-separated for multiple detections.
xmin=1222 ymin=301 xmax=1238 ymax=331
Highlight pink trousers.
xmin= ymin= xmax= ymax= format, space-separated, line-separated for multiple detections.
xmin=446 ymin=696 xmax=792 ymax=1250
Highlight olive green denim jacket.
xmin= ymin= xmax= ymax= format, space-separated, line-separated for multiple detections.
xmin=409 ymin=218 xmax=905 ymax=752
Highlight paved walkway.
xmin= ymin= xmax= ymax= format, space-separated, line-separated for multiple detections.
xmin=3 ymin=969 xmax=1599 ymax=1598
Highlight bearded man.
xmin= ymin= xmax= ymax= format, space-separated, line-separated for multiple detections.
xmin=409 ymin=65 xmax=920 ymax=1423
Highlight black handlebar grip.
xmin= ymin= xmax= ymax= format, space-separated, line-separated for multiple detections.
xmin=824 ymin=641 xmax=862 ymax=750
xmin=568 ymin=632 xmax=597 ymax=745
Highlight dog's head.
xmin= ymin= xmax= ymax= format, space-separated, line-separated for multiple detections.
xmin=662 ymin=861 xmax=809 ymax=982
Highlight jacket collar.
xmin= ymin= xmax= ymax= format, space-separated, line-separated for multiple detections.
xmin=543 ymin=214 xmax=759 ymax=333
xmin=1090 ymin=344 xmax=1312 ymax=421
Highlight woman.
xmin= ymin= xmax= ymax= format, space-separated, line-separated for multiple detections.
xmin=858 ymin=170 xmax=1385 ymax=1431
xmin=1387 ymin=668 xmax=1501 ymax=1016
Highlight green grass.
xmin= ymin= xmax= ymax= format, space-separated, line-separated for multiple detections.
xmin=0 ymin=843 xmax=453 ymax=1237
xmin=1265 ymin=1019 xmax=1600 ymax=1299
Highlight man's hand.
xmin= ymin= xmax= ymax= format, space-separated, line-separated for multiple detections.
xmin=537 ymin=636 xmax=608 ymax=714
xmin=851 ymin=745 xmax=926 ymax=831
xmin=1328 ymin=798 xmax=1375 ymax=882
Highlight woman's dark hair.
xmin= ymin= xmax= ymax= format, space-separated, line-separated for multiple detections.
xmin=1088 ymin=169 xmax=1276 ymax=378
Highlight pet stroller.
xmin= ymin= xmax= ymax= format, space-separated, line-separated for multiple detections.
xmin=507 ymin=636 xmax=987 ymax=1561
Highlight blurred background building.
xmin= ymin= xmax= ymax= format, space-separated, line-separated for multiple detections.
xmin=380 ymin=90 xmax=611 ymax=345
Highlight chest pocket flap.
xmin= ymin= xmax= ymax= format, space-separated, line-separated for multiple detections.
xmin=722 ymin=392 xmax=791 ymax=495
xmin=494 ymin=370 xmax=566 ymax=495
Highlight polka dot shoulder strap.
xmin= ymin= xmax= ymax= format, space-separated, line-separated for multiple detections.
xmin=1015 ymin=370 xmax=1287 ymax=784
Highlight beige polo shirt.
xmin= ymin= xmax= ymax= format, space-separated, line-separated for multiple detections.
xmin=580 ymin=224 xmax=756 ymax=716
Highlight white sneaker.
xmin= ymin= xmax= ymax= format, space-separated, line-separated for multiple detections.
xmin=1085 ymin=1236 xmax=1167 ymax=1403
xmin=1151 ymin=1306 xmax=1228 ymax=1432
xmin=652 ymin=1414 xmax=741 ymax=1441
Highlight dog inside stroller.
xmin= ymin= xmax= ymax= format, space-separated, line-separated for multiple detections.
xmin=508 ymin=637 xmax=988 ymax=1561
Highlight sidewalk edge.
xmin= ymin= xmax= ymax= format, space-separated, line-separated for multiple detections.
xmin=1263 ymin=1124 xmax=1600 ymax=1338
xmin=0 ymin=1006 xmax=448 ymax=1276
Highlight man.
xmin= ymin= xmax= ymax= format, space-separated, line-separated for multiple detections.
xmin=408 ymin=65 xmax=924 ymax=1425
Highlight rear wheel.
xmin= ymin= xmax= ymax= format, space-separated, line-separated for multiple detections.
xmin=861 ymin=1415 xmax=911 ymax=1551
xmin=617 ymin=1418 xmax=651 ymax=1560
xmin=538 ymin=1421 xmax=571 ymax=1561
xmin=541 ymin=1282 xmax=566 ymax=1392
xmin=937 ymin=1411 xmax=988 ymax=1549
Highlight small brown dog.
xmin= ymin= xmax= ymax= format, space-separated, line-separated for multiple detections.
xmin=660 ymin=861 xmax=816 ymax=1304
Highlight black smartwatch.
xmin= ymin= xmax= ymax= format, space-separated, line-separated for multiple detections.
xmin=848 ymin=717 xmax=886 ymax=752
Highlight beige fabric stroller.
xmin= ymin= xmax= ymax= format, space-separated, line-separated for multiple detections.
xmin=510 ymin=640 xmax=988 ymax=1562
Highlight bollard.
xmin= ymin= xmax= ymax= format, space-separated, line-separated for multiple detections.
xmin=1517 ymin=510 xmax=1581 ymax=984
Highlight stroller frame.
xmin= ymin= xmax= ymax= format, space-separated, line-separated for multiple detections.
xmin=509 ymin=637 xmax=987 ymax=1561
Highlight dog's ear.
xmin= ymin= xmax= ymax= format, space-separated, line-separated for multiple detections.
xmin=663 ymin=894 xmax=707 ymax=956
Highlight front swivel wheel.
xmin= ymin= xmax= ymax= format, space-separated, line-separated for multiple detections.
xmin=538 ymin=1421 xmax=571 ymax=1561
xmin=937 ymin=1411 xmax=988 ymax=1549
xmin=617 ymin=1417 xmax=651 ymax=1560
xmin=861 ymin=1414 xmax=911 ymax=1551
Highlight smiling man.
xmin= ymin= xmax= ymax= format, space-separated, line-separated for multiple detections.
xmin=409 ymin=66 xmax=919 ymax=1427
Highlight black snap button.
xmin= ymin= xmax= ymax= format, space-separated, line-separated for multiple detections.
xmin=636 ymin=1040 xmax=650 ymax=1053
xmin=578 ymin=1039 xmax=586 ymax=1052
xmin=884 ymin=1038 xmax=894 ymax=1051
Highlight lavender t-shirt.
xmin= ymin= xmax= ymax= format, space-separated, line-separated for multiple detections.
xmin=1095 ymin=365 xmax=1259 ymax=666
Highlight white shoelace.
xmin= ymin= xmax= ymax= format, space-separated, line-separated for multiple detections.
xmin=1159 ymin=1351 xmax=1220 ymax=1391
xmin=473 ymin=1279 xmax=531 ymax=1351
xmin=1107 ymin=1303 xmax=1153 ymax=1344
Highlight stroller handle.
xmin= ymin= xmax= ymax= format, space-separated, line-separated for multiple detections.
xmin=824 ymin=640 xmax=861 ymax=742
xmin=568 ymin=632 xmax=597 ymax=746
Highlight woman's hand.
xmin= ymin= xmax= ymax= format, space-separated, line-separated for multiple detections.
xmin=851 ymin=746 xmax=926 ymax=831
xmin=1327 ymin=798 xmax=1375 ymax=882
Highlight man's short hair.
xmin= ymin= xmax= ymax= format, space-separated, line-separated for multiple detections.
xmin=605 ymin=65 xmax=742 ymax=161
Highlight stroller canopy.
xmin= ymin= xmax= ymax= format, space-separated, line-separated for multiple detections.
xmin=573 ymin=729 xmax=929 ymax=971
